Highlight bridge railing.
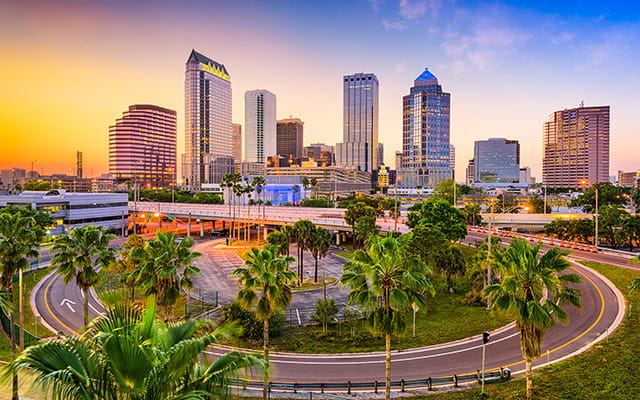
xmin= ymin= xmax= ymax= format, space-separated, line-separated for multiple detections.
xmin=227 ymin=368 xmax=511 ymax=394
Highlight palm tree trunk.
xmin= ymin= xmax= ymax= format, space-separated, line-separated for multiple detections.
xmin=263 ymin=319 xmax=270 ymax=400
xmin=83 ymin=288 xmax=89 ymax=326
xmin=314 ymin=256 xmax=318 ymax=283
xmin=9 ymin=287 xmax=19 ymax=400
xmin=526 ymin=358 xmax=533 ymax=400
xmin=385 ymin=333 xmax=391 ymax=400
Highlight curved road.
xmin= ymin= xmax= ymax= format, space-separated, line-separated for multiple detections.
xmin=32 ymin=232 xmax=627 ymax=388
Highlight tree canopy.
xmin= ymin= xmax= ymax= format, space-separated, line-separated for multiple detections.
xmin=406 ymin=199 xmax=467 ymax=241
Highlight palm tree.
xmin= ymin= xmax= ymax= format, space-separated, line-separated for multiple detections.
xmin=51 ymin=225 xmax=116 ymax=326
xmin=266 ymin=231 xmax=289 ymax=256
xmin=134 ymin=232 xmax=201 ymax=319
xmin=341 ymin=233 xmax=434 ymax=400
xmin=310 ymin=177 xmax=318 ymax=198
xmin=252 ymin=176 xmax=267 ymax=223
xmin=223 ymin=173 xmax=242 ymax=241
xmin=107 ymin=233 xmax=146 ymax=302
xmin=484 ymin=239 xmax=582 ymax=400
xmin=232 ymin=247 xmax=296 ymax=400
xmin=632 ymin=277 xmax=640 ymax=290
xmin=309 ymin=227 xmax=333 ymax=282
xmin=0 ymin=211 xmax=48 ymax=400
xmin=293 ymin=219 xmax=316 ymax=285
xmin=280 ymin=225 xmax=295 ymax=256
xmin=9 ymin=298 xmax=263 ymax=400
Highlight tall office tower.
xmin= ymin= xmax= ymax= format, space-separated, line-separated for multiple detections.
xmin=276 ymin=118 xmax=304 ymax=158
xmin=336 ymin=72 xmax=379 ymax=172
xmin=245 ymin=90 xmax=277 ymax=163
xmin=465 ymin=159 xmax=475 ymax=185
xmin=232 ymin=123 xmax=242 ymax=163
xmin=520 ymin=166 xmax=532 ymax=185
xmin=109 ymin=104 xmax=177 ymax=189
xmin=473 ymin=138 xmax=520 ymax=183
xmin=543 ymin=105 xmax=610 ymax=188
xmin=399 ymin=68 xmax=451 ymax=188
xmin=182 ymin=49 xmax=233 ymax=189
xmin=395 ymin=151 xmax=402 ymax=170
xmin=76 ymin=151 xmax=83 ymax=178
xmin=377 ymin=143 xmax=384 ymax=170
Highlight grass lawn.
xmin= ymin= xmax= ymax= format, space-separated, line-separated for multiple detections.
xmin=222 ymin=276 xmax=513 ymax=354
xmin=410 ymin=261 xmax=640 ymax=399
xmin=0 ymin=268 xmax=55 ymax=362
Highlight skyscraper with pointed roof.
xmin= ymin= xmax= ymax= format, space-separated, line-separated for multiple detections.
xmin=182 ymin=49 xmax=234 ymax=189
xmin=398 ymin=68 xmax=452 ymax=187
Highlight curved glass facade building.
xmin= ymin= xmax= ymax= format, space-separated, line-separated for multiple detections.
xmin=399 ymin=68 xmax=452 ymax=188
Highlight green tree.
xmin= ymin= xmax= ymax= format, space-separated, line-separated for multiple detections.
xmin=0 ymin=211 xmax=48 ymax=400
xmin=293 ymin=219 xmax=316 ymax=285
xmin=623 ymin=215 xmax=640 ymax=251
xmin=51 ymin=225 xmax=116 ymax=326
xmin=403 ymin=224 xmax=449 ymax=265
xmin=598 ymin=205 xmax=628 ymax=248
xmin=312 ymin=299 xmax=339 ymax=333
xmin=280 ymin=225 xmax=295 ymax=256
xmin=432 ymin=178 xmax=460 ymax=204
xmin=309 ymin=226 xmax=333 ymax=282
xmin=353 ymin=215 xmax=379 ymax=247
xmin=406 ymin=198 xmax=467 ymax=241
xmin=341 ymin=233 xmax=434 ymax=400
xmin=107 ymin=234 xmax=146 ymax=302
xmin=529 ymin=196 xmax=551 ymax=213
xmin=134 ymin=232 xmax=201 ymax=318
xmin=484 ymin=239 xmax=582 ymax=400
xmin=461 ymin=205 xmax=483 ymax=226
xmin=570 ymin=182 xmax=626 ymax=212
xmin=232 ymin=247 xmax=296 ymax=400
xmin=22 ymin=179 xmax=52 ymax=191
xmin=432 ymin=245 xmax=467 ymax=292
xmin=266 ymin=231 xmax=289 ymax=256
xmin=9 ymin=298 xmax=263 ymax=400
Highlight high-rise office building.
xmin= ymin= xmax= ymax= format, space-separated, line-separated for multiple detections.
xmin=377 ymin=143 xmax=384 ymax=170
xmin=182 ymin=49 xmax=233 ymax=189
xmin=473 ymin=138 xmax=520 ymax=183
xmin=465 ymin=159 xmax=475 ymax=185
xmin=543 ymin=105 xmax=610 ymax=188
xmin=109 ymin=104 xmax=177 ymax=189
xmin=76 ymin=151 xmax=83 ymax=179
xmin=519 ymin=166 xmax=532 ymax=185
xmin=276 ymin=118 xmax=304 ymax=159
xmin=336 ymin=72 xmax=379 ymax=173
xmin=399 ymin=68 xmax=451 ymax=188
xmin=232 ymin=123 xmax=242 ymax=163
xmin=449 ymin=144 xmax=456 ymax=181
xmin=245 ymin=90 xmax=276 ymax=164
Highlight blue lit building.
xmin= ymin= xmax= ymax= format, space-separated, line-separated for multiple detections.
xmin=399 ymin=68 xmax=452 ymax=188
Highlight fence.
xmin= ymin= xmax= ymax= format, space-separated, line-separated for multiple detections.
xmin=228 ymin=368 xmax=511 ymax=394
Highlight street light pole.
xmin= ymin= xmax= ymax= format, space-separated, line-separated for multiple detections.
xmin=595 ymin=186 xmax=599 ymax=247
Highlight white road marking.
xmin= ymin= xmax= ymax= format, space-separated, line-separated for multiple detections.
xmin=60 ymin=298 xmax=76 ymax=313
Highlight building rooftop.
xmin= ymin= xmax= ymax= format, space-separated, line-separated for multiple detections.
xmin=414 ymin=68 xmax=439 ymax=87
xmin=187 ymin=49 xmax=229 ymax=76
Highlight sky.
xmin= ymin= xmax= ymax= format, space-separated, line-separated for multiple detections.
xmin=1 ymin=0 xmax=639 ymax=181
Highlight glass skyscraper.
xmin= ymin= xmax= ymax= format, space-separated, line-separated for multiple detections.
xmin=182 ymin=49 xmax=233 ymax=189
xmin=109 ymin=104 xmax=177 ymax=189
xmin=336 ymin=72 xmax=379 ymax=173
xmin=245 ymin=90 xmax=277 ymax=163
xmin=543 ymin=105 xmax=610 ymax=188
xmin=399 ymin=68 xmax=452 ymax=188
xmin=473 ymin=138 xmax=520 ymax=183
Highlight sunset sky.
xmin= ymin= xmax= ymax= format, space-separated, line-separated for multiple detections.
xmin=1 ymin=0 xmax=639 ymax=181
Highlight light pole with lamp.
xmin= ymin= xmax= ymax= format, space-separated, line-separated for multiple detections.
xmin=481 ymin=331 xmax=491 ymax=394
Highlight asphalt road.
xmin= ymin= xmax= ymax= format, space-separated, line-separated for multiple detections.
xmin=32 ymin=232 xmax=627 ymax=386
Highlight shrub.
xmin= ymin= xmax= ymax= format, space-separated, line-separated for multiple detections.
xmin=221 ymin=302 xmax=286 ymax=340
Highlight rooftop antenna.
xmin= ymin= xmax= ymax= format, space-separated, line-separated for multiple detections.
xmin=579 ymin=100 xmax=584 ymax=108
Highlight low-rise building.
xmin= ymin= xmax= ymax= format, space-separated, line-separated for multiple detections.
xmin=0 ymin=190 xmax=128 ymax=235
xmin=265 ymin=166 xmax=371 ymax=195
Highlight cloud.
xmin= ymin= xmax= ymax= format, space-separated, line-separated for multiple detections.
xmin=382 ymin=19 xmax=408 ymax=31
xmin=367 ymin=0 xmax=385 ymax=11
xmin=550 ymin=32 xmax=576 ymax=45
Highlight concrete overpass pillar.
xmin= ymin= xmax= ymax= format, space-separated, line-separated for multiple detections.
xmin=264 ymin=225 xmax=268 ymax=240
xmin=335 ymin=232 xmax=341 ymax=245
xmin=187 ymin=213 xmax=191 ymax=237
xmin=200 ymin=221 xmax=204 ymax=237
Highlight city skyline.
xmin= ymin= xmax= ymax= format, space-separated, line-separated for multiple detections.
xmin=2 ymin=1 xmax=640 ymax=180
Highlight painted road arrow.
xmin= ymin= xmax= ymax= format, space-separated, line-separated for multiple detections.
xmin=60 ymin=298 xmax=76 ymax=313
